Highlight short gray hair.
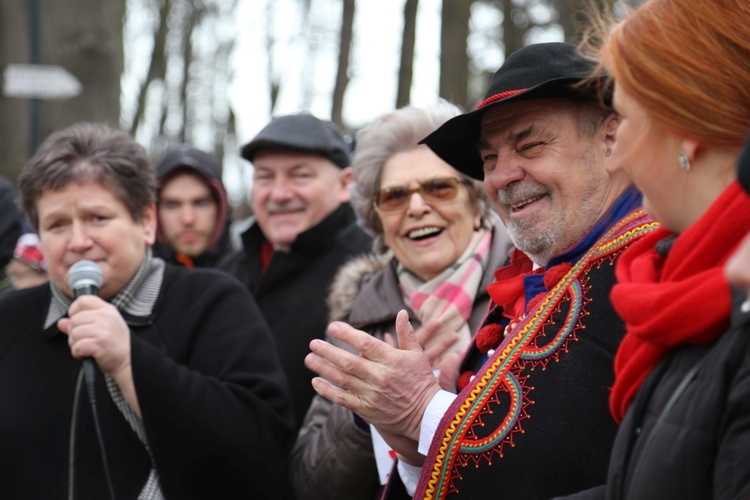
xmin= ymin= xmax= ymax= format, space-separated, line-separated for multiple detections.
xmin=351 ymin=101 xmax=493 ymax=252
xmin=19 ymin=122 xmax=156 ymax=231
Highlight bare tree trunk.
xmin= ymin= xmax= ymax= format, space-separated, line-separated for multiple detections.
xmin=265 ymin=4 xmax=281 ymax=113
xmin=556 ymin=0 xmax=580 ymax=42
xmin=331 ymin=0 xmax=355 ymax=128
xmin=44 ymin=0 xmax=124 ymax=127
xmin=129 ymin=0 xmax=171 ymax=136
xmin=0 ymin=0 xmax=32 ymax=181
xmin=299 ymin=0 xmax=316 ymax=111
xmin=439 ymin=0 xmax=472 ymax=110
xmin=211 ymin=35 xmax=236 ymax=164
xmin=396 ymin=0 xmax=418 ymax=109
xmin=499 ymin=0 xmax=525 ymax=59
xmin=178 ymin=0 xmax=198 ymax=143
xmin=0 ymin=0 xmax=124 ymax=181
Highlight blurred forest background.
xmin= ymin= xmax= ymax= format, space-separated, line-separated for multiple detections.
xmin=0 ymin=0 xmax=637 ymax=211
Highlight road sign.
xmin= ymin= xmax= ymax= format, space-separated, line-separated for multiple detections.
xmin=3 ymin=63 xmax=82 ymax=100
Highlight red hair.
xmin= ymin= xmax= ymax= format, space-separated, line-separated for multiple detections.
xmin=603 ymin=0 xmax=750 ymax=146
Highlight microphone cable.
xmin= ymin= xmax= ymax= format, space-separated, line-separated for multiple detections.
xmin=67 ymin=361 xmax=117 ymax=500
xmin=67 ymin=260 xmax=116 ymax=500
xmin=84 ymin=359 xmax=117 ymax=500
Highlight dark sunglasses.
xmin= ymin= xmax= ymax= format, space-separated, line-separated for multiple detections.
xmin=372 ymin=177 xmax=469 ymax=213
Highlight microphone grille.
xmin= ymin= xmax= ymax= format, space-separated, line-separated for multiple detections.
xmin=68 ymin=260 xmax=103 ymax=290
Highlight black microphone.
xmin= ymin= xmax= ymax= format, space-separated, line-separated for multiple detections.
xmin=68 ymin=260 xmax=103 ymax=298
xmin=66 ymin=260 xmax=102 ymax=370
xmin=66 ymin=260 xmax=117 ymax=499
xmin=66 ymin=260 xmax=103 ymax=373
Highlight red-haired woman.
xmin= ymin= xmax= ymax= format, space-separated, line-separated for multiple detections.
xmin=560 ymin=1 xmax=750 ymax=498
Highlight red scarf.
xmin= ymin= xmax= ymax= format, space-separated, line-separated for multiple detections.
xmin=175 ymin=253 xmax=195 ymax=269
xmin=609 ymin=181 xmax=750 ymax=422
xmin=260 ymin=241 xmax=275 ymax=273
xmin=486 ymin=249 xmax=536 ymax=322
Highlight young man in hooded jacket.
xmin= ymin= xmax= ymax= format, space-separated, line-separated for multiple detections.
xmin=154 ymin=145 xmax=234 ymax=269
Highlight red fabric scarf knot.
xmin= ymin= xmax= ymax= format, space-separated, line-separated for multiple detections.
xmin=487 ymin=249 xmax=537 ymax=323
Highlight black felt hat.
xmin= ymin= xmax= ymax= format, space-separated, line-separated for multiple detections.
xmin=240 ymin=113 xmax=350 ymax=168
xmin=421 ymin=42 xmax=605 ymax=180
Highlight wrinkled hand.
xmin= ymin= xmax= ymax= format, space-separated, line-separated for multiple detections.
xmin=306 ymin=310 xmax=440 ymax=442
xmin=384 ymin=318 xmax=459 ymax=369
xmin=58 ymin=295 xmax=132 ymax=377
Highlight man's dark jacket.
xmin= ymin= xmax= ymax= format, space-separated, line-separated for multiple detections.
xmin=218 ymin=203 xmax=372 ymax=430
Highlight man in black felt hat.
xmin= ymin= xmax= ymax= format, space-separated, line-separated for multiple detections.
xmin=304 ymin=42 xmax=657 ymax=499
xmin=218 ymin=113 xmax=372 ymax=435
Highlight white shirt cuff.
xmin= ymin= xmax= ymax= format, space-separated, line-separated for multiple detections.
xmin=397 ymin=459 xmax=423 ymax=497
xmin=418 ymin=389 xmax=456 ymax=455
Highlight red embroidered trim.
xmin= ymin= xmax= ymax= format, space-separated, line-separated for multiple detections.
xmin=477 ymin=88 xmax=527 ymax=109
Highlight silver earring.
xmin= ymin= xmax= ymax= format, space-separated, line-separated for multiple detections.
xmin=678 ymin=151 xmax=691 ymax=171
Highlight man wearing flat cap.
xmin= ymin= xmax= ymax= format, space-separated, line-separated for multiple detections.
xmin=219 ymin=113 xmax=371 ymax=433
xmin=305 ymin=43 xmax=657 ymax=499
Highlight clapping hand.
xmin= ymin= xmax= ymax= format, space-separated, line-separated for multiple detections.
xmin=305 ymin=310 xmax=441 ymax=443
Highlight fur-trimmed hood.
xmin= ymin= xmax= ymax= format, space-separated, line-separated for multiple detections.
xmin=327 ymin=251 xmax=392 ymax=323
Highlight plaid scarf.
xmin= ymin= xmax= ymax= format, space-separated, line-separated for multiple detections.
xmin=398 ymin=229 xmax=491 ymax=361
xmin=46 ymin=247 xmax=163 ymax=328
xmin=46 ymin=247 xmax=166 ymax=500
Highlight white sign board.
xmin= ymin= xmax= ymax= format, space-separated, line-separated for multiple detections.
xmin=3 ymin=64 xmax=82 ymax=100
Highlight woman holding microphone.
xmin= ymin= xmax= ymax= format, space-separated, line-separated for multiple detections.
xmin=0 ymin=123 xmax=293 ymax=499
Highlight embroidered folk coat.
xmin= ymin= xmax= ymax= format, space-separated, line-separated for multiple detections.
xmin=386 ymin=190 xmax=656 ymax=499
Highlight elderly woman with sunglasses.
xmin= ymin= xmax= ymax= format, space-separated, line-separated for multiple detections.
xmin=289 ymin=102 xmax=512 ymax=500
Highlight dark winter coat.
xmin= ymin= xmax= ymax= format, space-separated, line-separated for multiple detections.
xmin=217 ymin=203 xmax=372 ymax=430
xmin=290 ymin=222 xmax=513 ymax=500
xmin=557 ymin=286 xmax=750 ymax=500
xmin=0 ymin=175 xmax=24 ymax=298
xmin=0 ymin=264 xmax=294 ymax=499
